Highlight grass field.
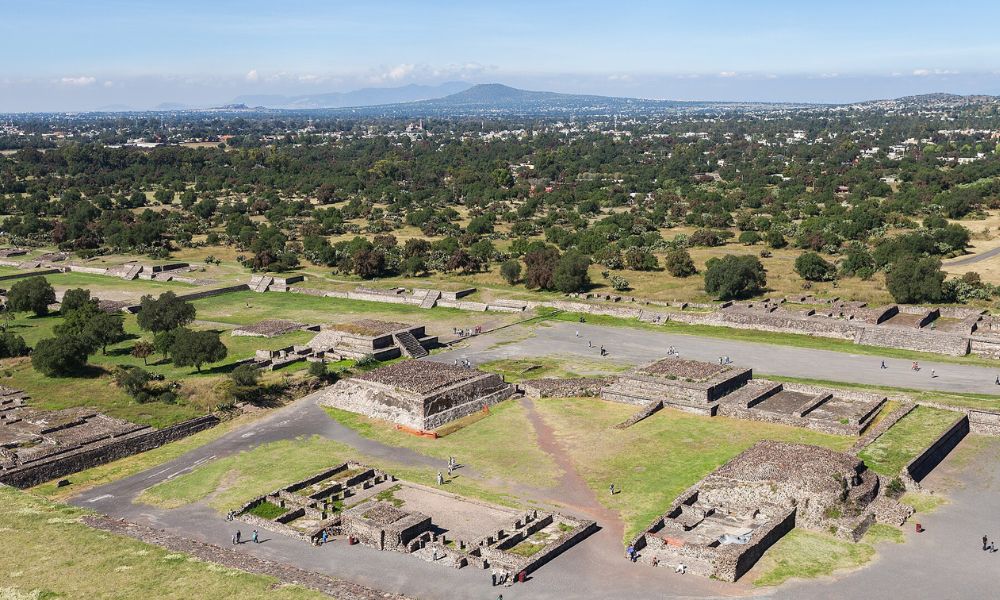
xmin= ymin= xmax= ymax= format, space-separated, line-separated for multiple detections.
xmin=478 ymin=356 xmax=630 ymax=381
xmin=752 ymin=529 xmax=876 ymax=587
xmin=532 ymin=397 xmax=854 ymax=541
xmin=323 ymin=400 xmax=562 ymax=489
xmin=138 ymin=435 xmax=520 ymax=513
xmin=859 ymin=406 xmax=962 ymax=475
xmin=0 ymin=487 xmax=323 ymax=600
xmin=764 ymin=374 xmax=1000 ymax=412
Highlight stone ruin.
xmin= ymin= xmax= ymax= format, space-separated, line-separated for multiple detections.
xmin=232 ymin=319 xmax=317 ymax=338
xmin=318 ymin=360 xmax=515 ymax=431
xmin=600 ymin=357 xmax=886 ymax=436
xmin=237 ymin=461 xmax=596 ymax=578
xmin=307 ymin=319 xmax=437 ymax=360
xmin=0 ymin=386 xmax=218 ymax=488
xmin=631 ymin=441 xmax=911 ymax=581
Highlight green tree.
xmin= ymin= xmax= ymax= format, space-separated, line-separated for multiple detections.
xmin=664 ymin=249 xmax=697 ymax=277
xmin=60 ymin=288 xmax=95 ymax=313
xmin=523 ymin=246 xmax=560 ymax=290
xmin=553 ymin=250 xmax=591 ymax=293
xmin=704 ymin=255 xmax=767 ymax=300
xmin=56 ymin=303 xmax=126 ymax=355
xmin=500 ymin=259 xmax=522 ymax=285
xmin=766 ymin=230 xmax=787 ymax=249
xmin=137 ymin=291 xmax=196 ymax=333
xmin=794 ymin=252 xmax=837 ymax=281
xmin=886 ymin=256 xmax=945 ymax=304
xmin=7 ymin=277 xmax=56 ymax=317
xmin=624 ymin=247 xmax=658 ymax=271
xmin=31 ymin=335 xmax=90 ymax=376
xmin=170 ymin=329 xmax=228 ymax=372
xmin=0 ymin=331 xmax=28 ymax=358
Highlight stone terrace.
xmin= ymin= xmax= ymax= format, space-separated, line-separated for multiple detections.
xmin=354 ymin=361 xmax=481 ymax=395
xmin=602 ymin=358 xmax=752 ymax=415
xmin=308 ymin=319 xmax=436 ymax=361
xmin=232 ymin=319 xmax=312 ymax=338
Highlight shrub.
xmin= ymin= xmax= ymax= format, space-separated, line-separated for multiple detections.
xmin=664 ymin=249 xmax=697 ymax=277
xmin=523 ymin=246 xmax=560 ymax=290
xmin=500 ymin=259 xmax=522 ymax=285
xmin=795 ymin=252 xmax=837 ymax=281
xmin=738 ymin=231 xmax=761 ymax=245
xmin=137 ymin=291 xmax=196 ymax=333
xmin=766 ymin=229 xmax=787 ymax=249
xmin=7 ymin=276 xmax=56 ymax=316
xmin=704 ymin=254 xmax=767 ymax=300
xmin=230 ymin=363 xmax=260 ymax=388
xmin=169 ymin=329 xmax=228 ymax=372
xmin=607 ymin=273 xmax=630 ymax=291
xmin=31 ymin=335 xmax=90 ymax=376
xmin=624 ymin=247 xmax=658 ymax=271
xmin=0 ymin=331 xmax=28 ymax=358
xmin=552 ymin=250 xmax=592 ymax=293
xmin=886 ymin=256 xmax=945 ymax=304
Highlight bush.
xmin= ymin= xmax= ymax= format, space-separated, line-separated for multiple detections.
xmin=794 ymin=252 xmax=837 ymax=281
xmin=689 ymin=229 xmax=726 ymax=247
xmin=0 ymin=331 xmax=28 ymax=358
xmin=552 ymin=250 xmax=592 ymax=293
xmin=7 ymin=276 xmax=56 ymax=316
xmin=308 ymin=360 xmax=328 ymax=379
xmin=230 ymin=363 xmax=260 ymax=387
xmin=500 ymin=259 xmax=522 ymax=285
xmin=169 ymin=329 xmax=228 ymax=372
xmin=766 ymin=229 xmax=787 ymax=249
xmin=738 ymin=231 xmax=761 ymax=245
xmin=664 ymin=249 xmax=697 ymax=277
xmin=704 ymin=255 xmax=768 ymax=300
xmin=886 ymin=256 xmax=945 ymax=304
xmin=523 ymin=246 xmax=560 ymax=290
xmin=60 ymin=288 xmax=94 ymax=313
xmin=137 ymin=291 xmax=196 ymax=333
xmin=624 ymin=247 xmax=658 ymax=271
xmin=31 ymin=335 xmax=90 ymax=376
xmin=607 ymin=273 xmax=630 ymax=291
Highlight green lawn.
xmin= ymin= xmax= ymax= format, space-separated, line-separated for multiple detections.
xmin=0 ymin=487 xmax=323 ymax=600
xmin=859 ymin=406 xmax=963 ymax=475
xmin=532 ymin=397 xmax=854 ymax=542
xmin=137 ymin=435 xmax=520 ymax=513
xmin=752 ymin=529 xmax=875 ymax=587
xmin=0 ymin=309 xmax=315 ymax=427
xmin=478 ymin=356 xmax=629 ymax=382
xmin=765 ymin=374 xmax=1000 ymax=412
xmin=323 ymin=399 xmax=562 ymax=489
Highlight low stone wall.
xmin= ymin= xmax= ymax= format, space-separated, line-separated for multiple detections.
xmin=0 ymin=415 xmax=219 ymax=488
xmin=856 ymin=326 xmax=970 ymax=356
xmin=175 ymin=283 xmax=250 ymax=302
xmin=519 ymin=519 xmax=599 ymax=576
xmin=0 ymin=268 xmax=61 ymax=281
xmin=850 ymin=403 xmax=917 ymax=454
xmin=717 ymin=507 xmax=797 ymax=582
xmin=519 ymin=378 xmax=610 ymax=398
xmin=969 ymin=410 xmax=1000 ymax=436
xmin=905 ymin=414 xmax=970 ymax=483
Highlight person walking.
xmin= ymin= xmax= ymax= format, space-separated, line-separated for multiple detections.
xmin=321 ymin=530 xmax=328 ymax=545
xmin=232 ymin=532 xmax=238 ymax=545
xmin=983 ymin=534 xmax=989 ymax=551
xmin=881 ymin=360 xmax=887 ymax=369
xmin=609 ymin=483 xmax=615 ymax=495
xmin=252 ymin=530 xmax=259 ymax=544
xmin=931 ymin=369 xmax=937 ymax=378
xmin=436 ymin=471 xmax=444 ymax=485
xmin=575 ymin=330 xmax=580 ymax=338
xmin=234 ymin=530 xmax=241 ymax=544
xmin=448 ymin=463 xmax=453 ymax=476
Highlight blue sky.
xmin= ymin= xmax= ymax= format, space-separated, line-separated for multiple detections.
xmin=2 ymin=0 xmax=1000 ymax=111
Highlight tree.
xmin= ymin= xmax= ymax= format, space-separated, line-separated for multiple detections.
xmin=664 ymin=249 xmax=697 ymax=277
xmin=0 ymin=331 xmax=28 ymax=358
xmin=154 ymin=329 xmax=179 ymax=359
xmin=137 ymin=291 xmax=196 ymax=333
xmin=308 ymin=360 xmax=329 ymax=380
xmin=624 ymin=247 xmax=658 ymax=271
xmin=56 ymin=303 xmax=126 ymax=355
xmin=794 ymin=252 xmax=837 ymax=282
xmin=553 ymin=250 xmax=591 ymax=293
xmin=31 ymin=335 xmax=90 ymax=376
xmin=7 ymin=277 xmax=56 ymax=317
xmin=500 ymin=259 xmax=522 ymax=285
xmin=704 ymin=255 xmax=767 ymax=300
xmin=523 ymin=246 xmax=560 ymax=290
xmin=131 ymin=340 xmax=155 ymax=366
xmin=61 ymin=288 xmax=94 ymax=313
xmin=766 ymin=229 xmax=787 ymax=249
xmin=170 ymin=329 xmax=228 ymax=372
xmin=886 ymin=256 xmax=945 ymax=304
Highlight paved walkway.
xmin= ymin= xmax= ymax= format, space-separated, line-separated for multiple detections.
xmin=434 ymin=320 xmax=1000 ymax=395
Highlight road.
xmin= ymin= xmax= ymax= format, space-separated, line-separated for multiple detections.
xmin=68 ymin=319 xmax=1000 ymax=599
xmin=435 ymin=320 xmax=1000 ymax=395
xmin=945 ymin=245 xmax=1000 ymax=267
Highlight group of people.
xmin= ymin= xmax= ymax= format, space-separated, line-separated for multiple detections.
xmin=231 ymin=529 xmax=259 ymax=545
xmin=452 ymin=358 xmax=473 ymax=368
xmin=575 ymin=330 xmax=607 ymax=356
xmin=490 ymin=569 xmax=513 ymax=587
xmin=983 ymin=534 xmax=998 ymax=552
xmin=718 ymin=356 xmax=732 ymax=365
xmin=453 ymin=326 xmax=483 ymax=337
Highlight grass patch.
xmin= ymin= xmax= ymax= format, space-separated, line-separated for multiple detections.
xmin=479 ymin=356 xmax=628 ymax=382
xmin=138 ymin=435 xmax=521 ymax=513
xmin=532 ymin=397 xmax=853 ymax=542
xmin=246 ymin=500 xmax=287 ymax=520
xmin=765 ymin=374 xmax=1000 ymax=412
xmin=753 ymin=529 xmax=875 ymax=586
xmin=901 ymin=491 xmax=948 ymax=513
xmin=859 ymin=406 xmax=963 ymax=475
xmin=506 ymin=539 xmax=546 ymax=557
xmin=373 ymin=484 xmax=404 ymax=508
xmin=0 ymin=486 xmax=323 ymax=600
xmin=322 ymin=400 xmax=561 ymax=489
xmin=863 ymin=523 xmax=904 ymax=544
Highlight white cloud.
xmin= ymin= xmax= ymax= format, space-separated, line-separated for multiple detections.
xmin=718 ymin=71 xmax=738 ymax=78
xmin=60 ymin=76 xmax=96 ymax=86
xmin=103 ymin=80 xmax=115 ymax=88
xmin=245 ymin=69 xmax=259 ymax=82
xmin=607 ymin=73 xmax=632 ymax=82
xmin=912 ymin=68 xmax=959 ymax=77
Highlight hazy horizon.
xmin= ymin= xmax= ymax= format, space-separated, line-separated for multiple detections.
xmin=3 ymin=0 xmax=1000 ymax=111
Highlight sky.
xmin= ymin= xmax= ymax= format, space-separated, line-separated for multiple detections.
xmin=2 ymin=0 xmax=1000 ymax=111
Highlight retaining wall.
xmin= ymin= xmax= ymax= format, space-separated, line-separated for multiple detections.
xmin=0 ymin=268 xmax=61 ymax=281
xmin=905 ymin=414 xmax=970 ymax=483
xmin=0 ymin=415 xmax=220 ymax=488
xmin=175 ymin=283 xmax=250 ymax=302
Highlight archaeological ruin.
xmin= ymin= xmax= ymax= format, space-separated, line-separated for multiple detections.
xmin=318 ymin=360 xmax=515 ymax=430
xmin=237 ymin=461 xmax=596 ymax=577
xmin=631 ymin=441 xmax=911 ymax=581
xmin=598 ymin=357 xmax=886 ymax=435
xmin=307 ymin=319 xmax=437 ymax=360
xmin=232 ymin=319 xmax=316 ymax=338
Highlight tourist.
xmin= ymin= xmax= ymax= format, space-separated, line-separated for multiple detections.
xmin=675 ymin=563 xmax=686 ymax=574
xmin=651 ymin=556 xmax=659 ymax=567
xmin=626 ymin=545 xmax=636 ymax=562
xmin=881 ymin=360 xmax=887 ymax=369
xmin=321 ymin=530 xmax=328 ymax=545
xmin=232 ymin=532 xmax=238 ymax=545
xmin=931 ymin=369 xmax=937 ymax=378
xmin=252 ymin=529 xmax=259 ymax=544
xmin=234 ymin=530 xmax=241 ymax=544
xmin=983 ymin=534 xmax=989 ymax=551
xmin=995 ymin=376 xmax=999 ymax=386
xmin=609 ymin=483 xmax=615 ymax=495
xmin=448 ymin=463 xmax=453 ymax=476
xmin=575 ymin=330 xmax=580 ymax=337
xmin=491 ymin=569 xmax=497 ymax=586
xmin=436 ymin=471 xmax=444 ymax=485
xmin=588 ymin=340 xmax=593 ymax=348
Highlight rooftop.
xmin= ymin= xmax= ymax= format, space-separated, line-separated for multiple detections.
xmin=329 ymin=319 xmax=412 ymax=337
xmin=354 ymin=360 xmax=484 ymax=395
xmin=637 ymin=358 xmax=730 ymax=382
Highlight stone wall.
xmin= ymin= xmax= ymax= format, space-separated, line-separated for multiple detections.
xmin=174 ymin=283 xmax=250 ymax=302
xmin=905 ymin=414 xmax=970 ymax=483
xmin=519 ymin=378 xmax=610 ymax=399
xmin=969 ymin=410 xmax=1000 ymax=436
xmin=855 ymin=326 xmax=970 ymax=356
xmin=716 ymin=507 xmax=797 ymax=582
xmin=0 ymin=268 xmax=61 ymax=281
xmin=0 ymin=415 xmax=219 ymax=488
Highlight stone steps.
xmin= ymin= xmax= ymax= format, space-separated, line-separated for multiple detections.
xmin=249 ymin=275 xmax=274 ymax=293
xmin=419 ymin=290 xmax=441 ymax=309
xmin=718 ymin=380 xmax=784 ymax=410
xmin=393 ymin=331 xmax=428 ymax=358
xmin=614 ymin=400 xmax=663 ymax=429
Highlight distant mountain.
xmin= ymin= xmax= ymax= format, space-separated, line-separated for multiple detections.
xmin=153 ymin=102 xmax=192 ymax=111
xmin=233 ymin=81 xmax=473 ymax=109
